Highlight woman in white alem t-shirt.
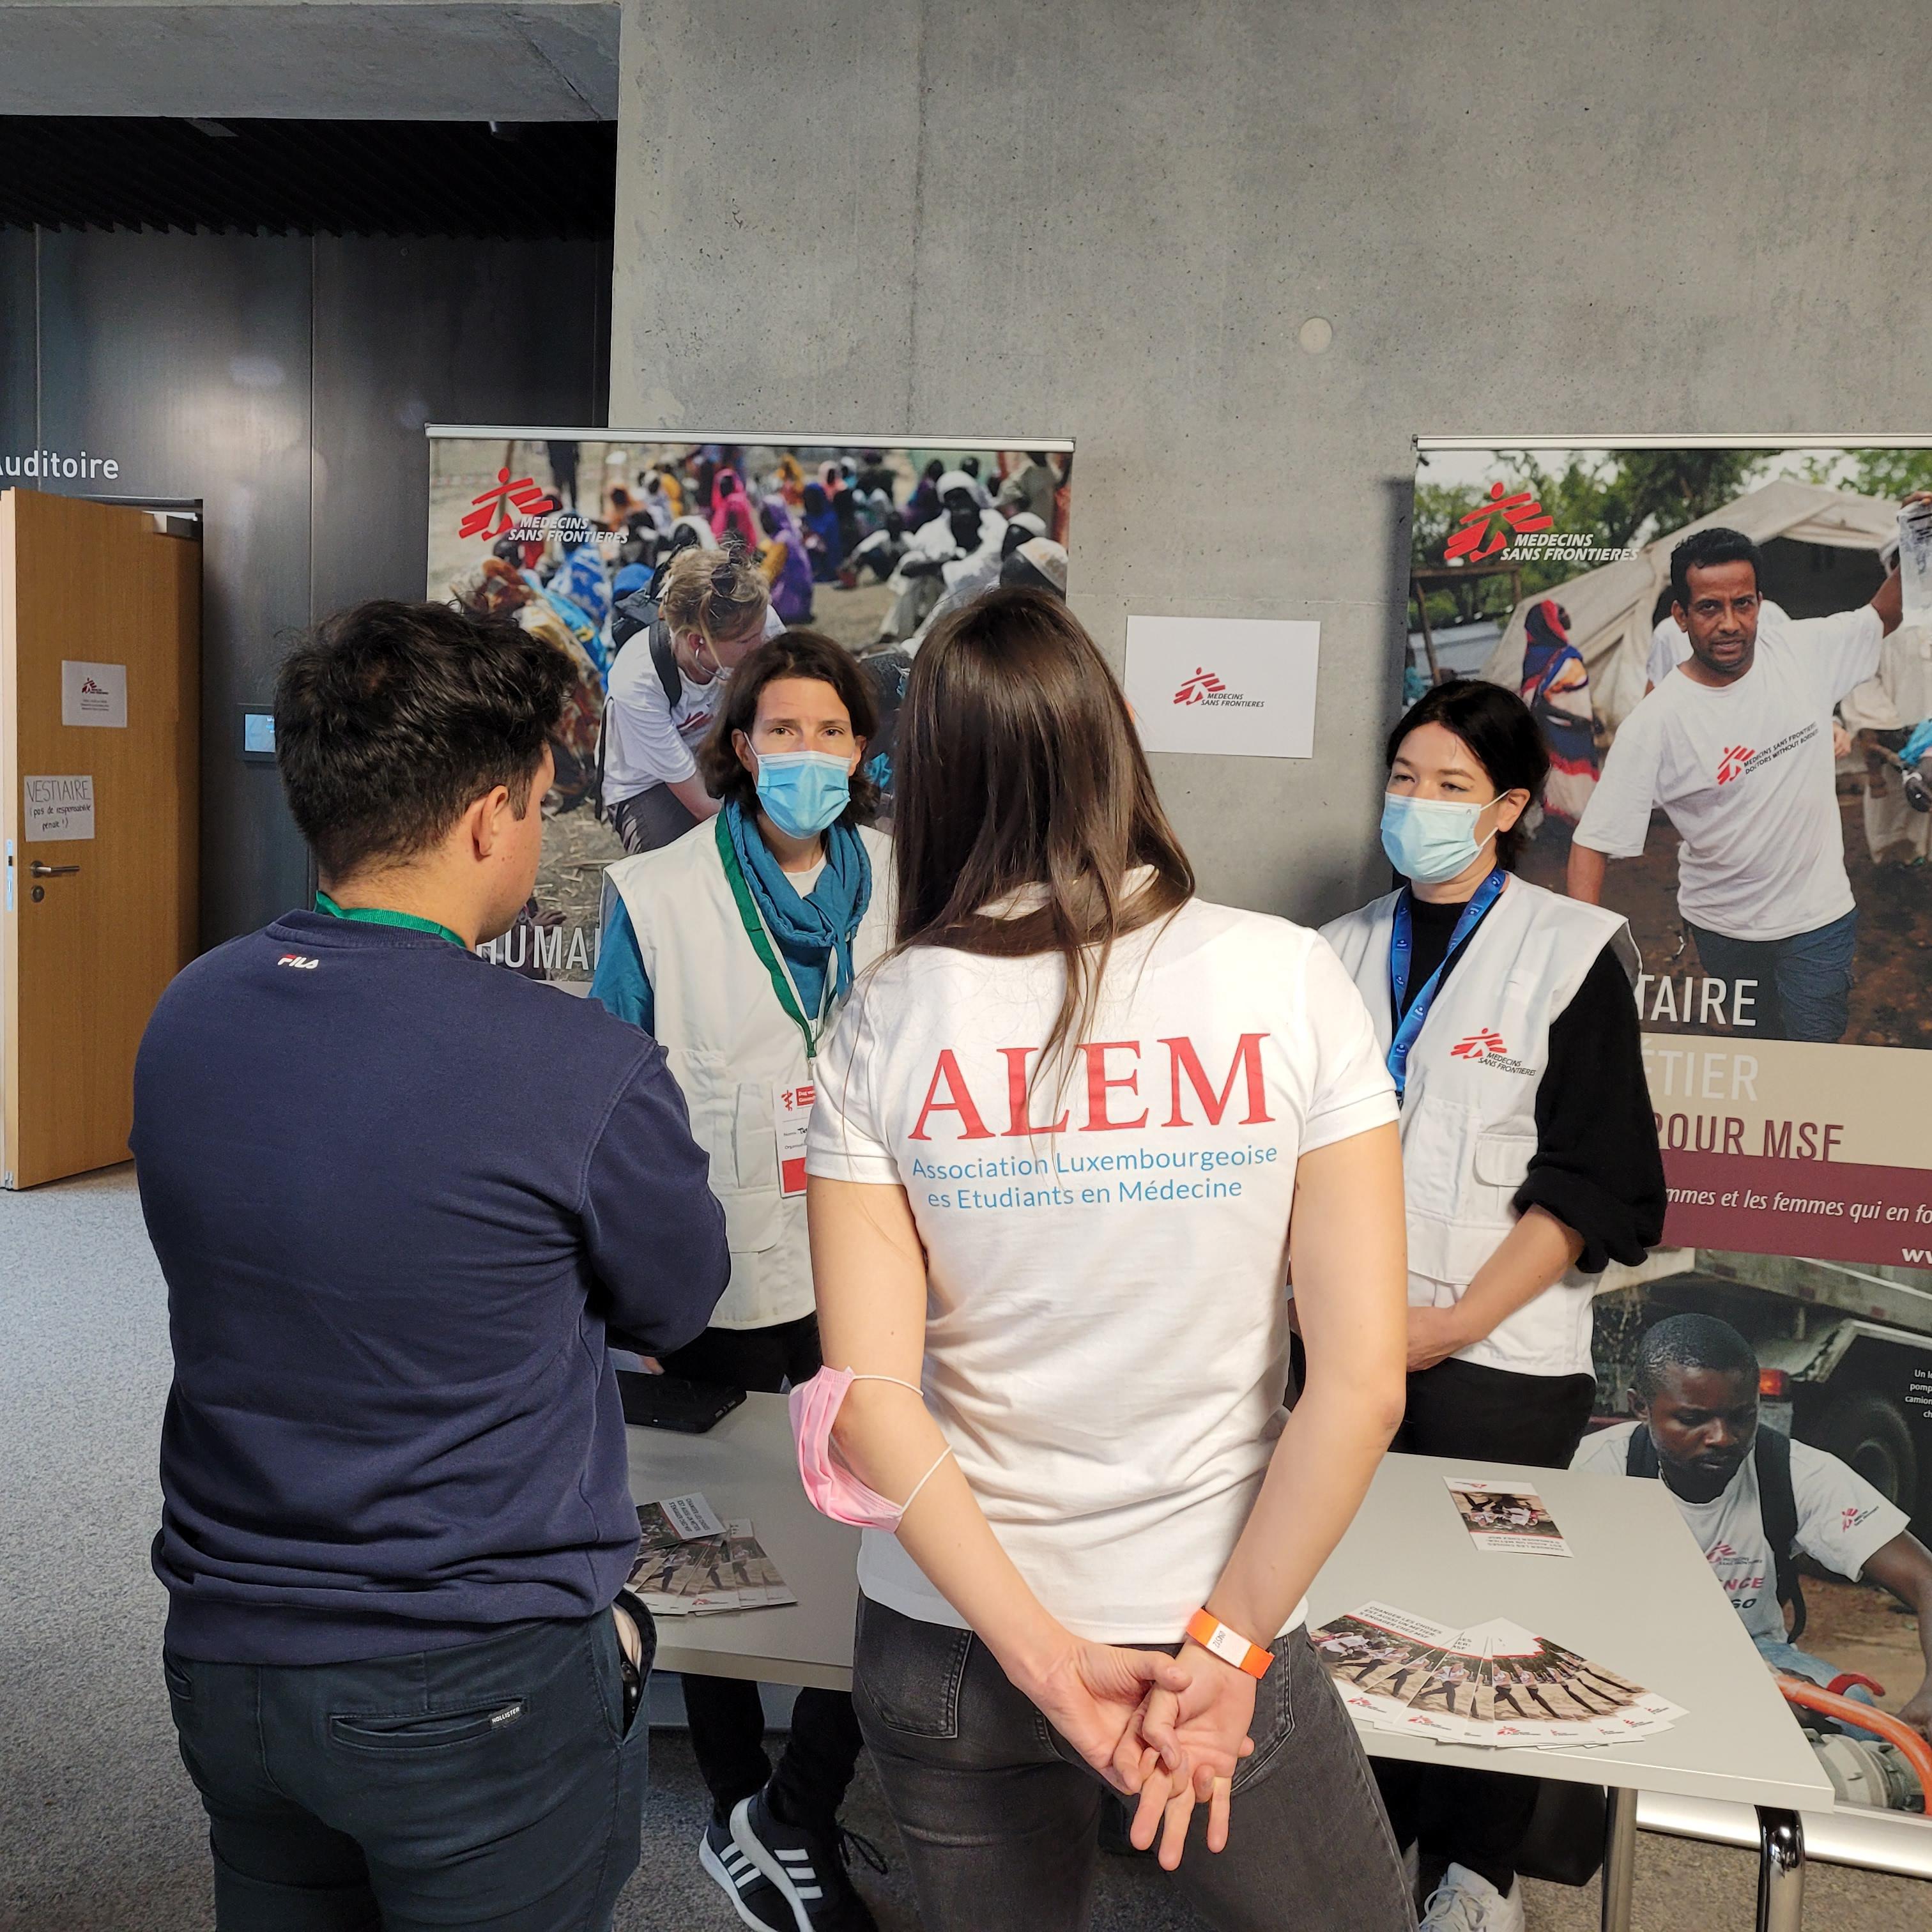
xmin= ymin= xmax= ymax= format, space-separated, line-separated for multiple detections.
xmin=800 ymin=589 xmax=1413 ymax=1932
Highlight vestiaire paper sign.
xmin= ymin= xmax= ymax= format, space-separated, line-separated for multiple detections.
xmin=1124 ymin=617 xmax=1320 ymax=758
xmin=61 ymin=661 xmax=128 ymax=728
xmin=778 ymin=1082 xmax=815 ymax=1197
xmin=24 ymin=774 xmax=95 ymax=840
xmin=656 ymin=1492 xmax=728 ymax=1541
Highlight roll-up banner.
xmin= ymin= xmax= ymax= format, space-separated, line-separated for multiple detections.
xmin=1411 ymin=441 xmax=1932 ymax=1797
xmin=424 ymin=427 xmax=1072 ymax=983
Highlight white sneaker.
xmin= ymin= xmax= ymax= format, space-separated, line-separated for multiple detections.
xmin=1418 ymin=1863 xmax=1525 ymax=1932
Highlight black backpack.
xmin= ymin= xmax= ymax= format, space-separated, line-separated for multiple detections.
xmin=1626 ymin=1423 xmax=1805 ymax=1640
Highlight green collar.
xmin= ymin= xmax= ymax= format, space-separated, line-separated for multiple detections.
xmin=314 ymin=891 xmax=468 ymax=949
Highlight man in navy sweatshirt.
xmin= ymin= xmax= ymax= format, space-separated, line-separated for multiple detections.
xmin=132 ymin=599 xmax=730 ymax=1931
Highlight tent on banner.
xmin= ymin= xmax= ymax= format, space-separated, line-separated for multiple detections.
xmin=1478 ymin=479 xmax=1899 ymax=738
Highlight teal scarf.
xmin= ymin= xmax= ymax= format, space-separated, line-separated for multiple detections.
xmin=723 ymin=799 xmax=872 ymax=1018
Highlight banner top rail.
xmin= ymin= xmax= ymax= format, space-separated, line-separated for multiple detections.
xmin=426 ymin=424 xmax=1075 ymax=454
xmin=1416 ymin=433 xmax=1932 ymax=452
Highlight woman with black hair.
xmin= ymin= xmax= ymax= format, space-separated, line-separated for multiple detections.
xmin=1320 ymin=679 xmax=1666 ymax=1932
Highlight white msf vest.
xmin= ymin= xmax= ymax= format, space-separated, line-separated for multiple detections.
xmin=1319 ymin=877 xmax=1636 ymax=1379
xmin=608 ymin=820 xmax=896 ymax=1331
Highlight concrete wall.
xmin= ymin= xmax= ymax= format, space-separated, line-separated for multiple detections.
xmin=0 ymin=3 xmax=620 ymax=118
xmin=610 ymin=0 xmax=1932 ymax=924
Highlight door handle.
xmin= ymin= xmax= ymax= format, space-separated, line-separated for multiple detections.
xmin=29 ymin=862 xmax=79 ymax=877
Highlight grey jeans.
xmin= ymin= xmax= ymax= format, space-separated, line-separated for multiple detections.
xmin=853 ymin=1597 xmax=1411 ymax=1932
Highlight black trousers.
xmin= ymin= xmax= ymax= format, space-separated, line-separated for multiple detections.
xmin=857 ymin=1601 xmax=1409 ymax=1932
xmin=1376 ymin=1354 xmax=1597 ymax=1896
xmin=166 ymin=1612 xmax=650 ymax=1931
xmin=660 ymin=1314 xmax=866 ymax=1834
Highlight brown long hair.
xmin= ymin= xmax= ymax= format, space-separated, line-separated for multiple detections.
xmin=696 ymin=627 xmax=880 ymax=821
xmin=892 ymin=587 xmax=1194 ymax=1076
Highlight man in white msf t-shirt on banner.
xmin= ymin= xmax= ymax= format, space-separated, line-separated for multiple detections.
xmin=1569 ymin=519 xmax=1916 ymax=1041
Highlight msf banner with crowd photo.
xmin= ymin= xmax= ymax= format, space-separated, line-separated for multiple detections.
xmin=1409 ymin=440 xmax=1932 ymax=1805
xmin=424 ymin=425 xmax=1073 ymax=985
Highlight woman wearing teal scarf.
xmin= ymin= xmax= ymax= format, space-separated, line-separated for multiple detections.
xmin=590 ymin=628 xmax=894 ymax=1932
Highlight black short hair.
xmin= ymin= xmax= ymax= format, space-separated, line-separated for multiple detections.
xmin=275 ymin=599 xmax=571 ymax=880
xmin=696 ymin=628 xmax=880 ymax=821
xmin=1383 ymin=678 xmax=1550 ymax=869
xmin=1669 ymin=527 xmax=1764 ymax=607
xmin=1635 ymin=1313 xmax=1759 ymax=1401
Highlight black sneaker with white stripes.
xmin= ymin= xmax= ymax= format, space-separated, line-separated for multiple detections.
xmin=698 ymin=1815 xmax=795 ymax=1931
xmin=730 ymin=1787 xmax=884 ymax=1932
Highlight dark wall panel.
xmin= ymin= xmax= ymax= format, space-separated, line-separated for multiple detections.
xmin=310 ymin=236 xmax=609 ymax=613
xmin=0 ymin=229 xmax=34 ymax=451
xmin=34 ymin=229 xmax=315 ymax=944
xmin=4 ymin=227 xmax=608 ymax=947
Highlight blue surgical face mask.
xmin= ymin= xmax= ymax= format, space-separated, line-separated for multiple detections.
xmin=755 ymin=749 xmax=852 ymax=838
xmin=1379 ymin=791 xmax=1498 ymax=884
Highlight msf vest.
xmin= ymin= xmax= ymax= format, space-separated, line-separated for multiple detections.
xmin=1320 ymin=876 xmax=1636 ymax=1379
xmin=608 ymin=820 xmax=896 ymax=1331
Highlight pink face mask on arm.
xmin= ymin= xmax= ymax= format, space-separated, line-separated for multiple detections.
xmin=788 ymin=1367 xmax=954 ymax=1532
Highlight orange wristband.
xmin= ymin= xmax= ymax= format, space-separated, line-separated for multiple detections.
xmin=1185 ymin=1609 xmax=1274 ymax=1678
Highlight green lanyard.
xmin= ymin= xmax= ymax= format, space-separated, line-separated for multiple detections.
xmin=314 ymin=890 xmax=467 ymax=949
xmin=714 ymin=813 xmax=826 ymax=1062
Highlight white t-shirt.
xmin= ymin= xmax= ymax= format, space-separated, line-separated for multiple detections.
xmin=1574 ymin=605 xmax=1882 ymax=940
xmin=806 ymin=896 xmax=1398 ymax=1643
xmin=601 ymin=606 xmax=785 ymax=806
xmin=1646 ymin=602 xmax=1788 ymax=687
xmin=1572 ymin=1422 xmax=1907 ymax=1643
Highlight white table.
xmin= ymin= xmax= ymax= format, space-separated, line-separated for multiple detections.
xmin=1308 ymin=1452 xmax=1834 ymax=1932
xmin=627 ymin=1398 xmax=1834 ymax=1931
xmin=625 ymin=1390 xmax=860 ymax=1693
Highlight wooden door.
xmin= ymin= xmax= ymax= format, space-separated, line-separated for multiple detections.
xmin=1 ymin=491 xmax=200 ymax=1188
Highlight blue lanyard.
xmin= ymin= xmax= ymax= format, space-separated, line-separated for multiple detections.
xmin=1386 ymin=868 xmax=1507 ymax=1101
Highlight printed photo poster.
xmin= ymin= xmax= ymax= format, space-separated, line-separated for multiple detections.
xmin=425 ymin=429 xmax=1073 ymax=984
xmin=1411 ymin=440 xmax=1932 ymax=1804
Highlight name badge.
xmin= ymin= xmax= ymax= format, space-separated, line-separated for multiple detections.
xmin=779 ymin=1083 xmax=815 ymax=1197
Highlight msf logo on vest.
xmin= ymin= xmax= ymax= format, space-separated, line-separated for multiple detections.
xmin=1716 ymin=745 xmax=1758 ymax=785
xmin=1448 ymin=1029 xmax=1535 ymax=1077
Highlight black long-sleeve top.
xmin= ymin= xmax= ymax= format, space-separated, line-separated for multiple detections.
xmin=1397 ymin=894 xmax=1667 ymax=1273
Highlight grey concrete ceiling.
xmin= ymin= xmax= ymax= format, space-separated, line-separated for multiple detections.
xmin=0 ymin=3 xmax=620 ymax=119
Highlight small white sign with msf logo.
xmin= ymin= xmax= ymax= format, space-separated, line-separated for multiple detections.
xmin=61 ymin=660 xmax=128 ymax=729
xmin=1124 ymin=616 xmax=1319 ymax=759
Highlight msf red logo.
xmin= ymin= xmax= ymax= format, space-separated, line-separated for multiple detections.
xmin=1174 ymin=668 xmax=1227 ymax=706
xmin=1716 ymin=745 xmax=1757 ymax=785
xmin=1445 ymin=483 xmax=1553 ymax=564
xmin=1450 ymin=1029 xmax=1506 ymax=1061
xmin=459 ymin=468 xmax=556 ymax=540
xmin=80 ymin=677 xmax=108 ymax=696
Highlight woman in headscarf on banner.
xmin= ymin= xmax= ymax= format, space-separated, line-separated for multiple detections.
xmin=802 ymin=480 xmax=844 ymax=581
xmin=1319 ymin=678 xmax=1665 ymax=1932
xmin=904 ymin=458 xmax=946 ymax=532
xmin=1517 ymin=597 xmax=1598 ymax=848
xmin=591 ymin=630 xmax=895 ymax=1932
xmin=709 ymin=464 xmax=761 ymax=556
xmin=775 ymin=452 xmax=807 ymax=510
xmin=822 ymin=459 xmax=865 ymax=559
xmin=452 ymin=557 xmax=604 ymax=811
xmin=758 ymin=494 xmax=816 ymax=626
